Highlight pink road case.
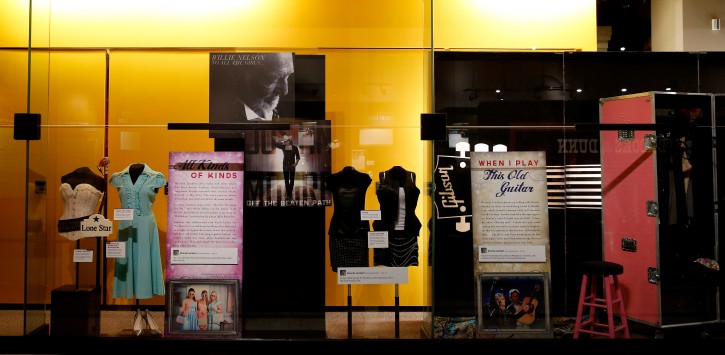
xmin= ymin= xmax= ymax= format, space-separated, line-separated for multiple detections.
xmin=599 ymin=92 xmax=718 ymax=330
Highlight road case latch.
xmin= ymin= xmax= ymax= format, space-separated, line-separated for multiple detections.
xmin=646 ymin=200 xmax=659 ymax=217
xmin=618 ymin=130 xmax=635 ymax=141
xmin=647 ymin=267 xmax=660 ymax=284
xmin=621 ymin=237 xmax=637 ymax=252
xmin=644 ymin=134 xmax=657 ymax=151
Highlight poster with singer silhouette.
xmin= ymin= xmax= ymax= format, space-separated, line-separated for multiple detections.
xmin=208 ymin=52 xmax=331 ymax=207
xmin=470 ymin=151 xmax=550 ymax=275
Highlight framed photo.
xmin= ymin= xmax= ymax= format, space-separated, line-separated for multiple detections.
xmin=166 ymin=279 xmax=240 ymax=337
xmin=476 ymin=272 xmax=551 ymax=338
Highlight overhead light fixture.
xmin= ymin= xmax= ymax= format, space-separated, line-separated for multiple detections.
xmin=713 ymin=18 xmax=721 ymax=31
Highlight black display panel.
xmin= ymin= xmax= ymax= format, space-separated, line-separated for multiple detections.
xmin=432 ymin=51 xmax=713 ymax=325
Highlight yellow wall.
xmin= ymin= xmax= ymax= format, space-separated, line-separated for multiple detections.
xmin=434 ymin=0 xmax=597 ymax=51
xmin=34 ymin=0 xmax=429 ymax=49
xmin=46 ymin=51 xmax=108 ymax=289
xmin=1 ymin=1 xmax=596 ymax=50
xmin=0 ymin=1 xmax=595 ymax=307
xmin=0 ymin=50 xmax=33 ymax=304
xmin=105 ymin=51 xmax=213 ymax=305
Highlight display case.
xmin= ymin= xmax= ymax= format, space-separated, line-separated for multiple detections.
xmin=3 ymin=1 xmax=725 ymax=348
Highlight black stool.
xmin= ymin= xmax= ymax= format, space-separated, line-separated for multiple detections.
xmin=573 ymin=261 xmax=630 ymax=339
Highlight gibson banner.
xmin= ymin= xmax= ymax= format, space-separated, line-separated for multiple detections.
xmin=432 ymin=154 xmax=472 ymax=233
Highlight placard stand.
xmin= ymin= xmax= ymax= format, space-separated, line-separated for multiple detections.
xmin=345 ymin=283 xmax=401 ymax=339
xmin=74 ymin=240 xmax=81 ymax=290
xmin=339 ymin=267 xmax=408 ymax=339
xmin=347 ymin=285 xmax=352 ymax=338
xmin=394 ymin=284 xmax=400 ymax=338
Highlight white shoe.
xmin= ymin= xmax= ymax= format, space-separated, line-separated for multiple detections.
xmin=132 ymin=309 xmax=143 ymax=336
xmin=143 ymin=309 xmax=163 ymax=336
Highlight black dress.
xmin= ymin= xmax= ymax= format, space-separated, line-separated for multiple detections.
xmin=326 ymin=166 xmax=372 ymax=272
xmin=372 ymin=166 xmax=422 ymax=267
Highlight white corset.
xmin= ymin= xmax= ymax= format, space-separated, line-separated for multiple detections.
xmin=59 ymin=183 xmax=104 ymax=240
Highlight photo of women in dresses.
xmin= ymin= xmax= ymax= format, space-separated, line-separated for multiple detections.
xmin=197 ymin=290 xmax=210 ymax=330
xmin=178 ymin=288 xmax=199 ymax=331
xmin=169 ymin=280 xmax=237 ymax=334
xmin=208 ymin=290 xmax=225 ymax=331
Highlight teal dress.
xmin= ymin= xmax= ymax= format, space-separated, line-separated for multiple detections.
xmin=208 ymin=300 xmax=222 ymax=330
xmin=183 ymin=301 xmax=199 ymax=330
xmin=111 ymin=163 xmax=166 ymax=299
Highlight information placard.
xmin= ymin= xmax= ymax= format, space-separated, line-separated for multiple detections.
xmin=73 ymin=249 xmax=93 ymax=263
xmin=106 ymin=241 xmax=125 ymax=258
xmin=470 ymin=151 xmax=550 ymax=274
xmin=337 ymin=267 xmax=408 ymax=284
xmin=170 ymin=247 xmax=238 ymax=265
xmin=367 ymin=231 xmax=388 ymax=248
xmin=166 ymin=152 xmax=244 ymax=281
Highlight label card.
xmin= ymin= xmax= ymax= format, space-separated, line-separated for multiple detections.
xmin=360 ymin=210 xmax=381 ymax=221
xmin=114 ymin=209 xmax=134 ymax=221
xmin=73 ymin=249 xmax=93 ymax=263
xmin=106 ymin=242 xmax=126 ymax=258
xmin=367 ymin=231 xmax=388 ymax=248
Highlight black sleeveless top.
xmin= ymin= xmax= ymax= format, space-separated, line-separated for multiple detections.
xmin=327 ymin=166 xmax=372 ymax=237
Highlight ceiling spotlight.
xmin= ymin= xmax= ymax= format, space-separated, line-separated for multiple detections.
xmin=621 ymin=88 xmax=627 ymax=92
xmin=620 ymin=47 xmax=626 ymax=51
xmin=576 ymin=88 xmax=583 ymax=93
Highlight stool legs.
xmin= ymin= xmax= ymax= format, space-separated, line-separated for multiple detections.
xmin=574 ymin=273 xmax=595 ymax=339
xmin=573 ymin=273 xmax=629 ymax=339
xmin=611 ymin=275 xmax=630 ymax=338
xmin=604 ymin=275 xmax=615 ymax=338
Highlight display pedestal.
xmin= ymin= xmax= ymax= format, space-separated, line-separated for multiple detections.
xmin=50 ymin=285 xmax=100 ymax=336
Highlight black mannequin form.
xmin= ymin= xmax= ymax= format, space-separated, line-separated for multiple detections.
xmin=61 ymin=166 xmax=106 ymax=192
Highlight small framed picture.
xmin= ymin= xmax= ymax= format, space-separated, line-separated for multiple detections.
xmin=476 ymin=272 xmax=551 ymax=338
xmin=166 ymin=279 xmax=240 ymax=337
